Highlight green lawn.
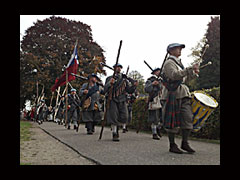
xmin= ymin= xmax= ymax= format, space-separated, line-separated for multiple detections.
xmin=20 ymin=121 xmax=33 ymax=165
xmin=20 ymin=121 xmax=32 ymax=143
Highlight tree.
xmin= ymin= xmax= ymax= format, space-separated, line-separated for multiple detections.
xmin=188 ymin=16 xmax=220 ymax=90
xmin=20 ymin=16 xmax=106 ymax=108
xmin=128 ymin=70 xmax=146 ymax=95
xmin=187 ymin=36 xmax=207 ymax=91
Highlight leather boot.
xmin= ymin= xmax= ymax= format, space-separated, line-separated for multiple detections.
xmin=87 ymin=129 xmax=93 ymax=135
xmin=181 ymin=141 xmax=195 ymax=153
xmin=169 ymin=143 xmax=183 ymax=154
xmin=112 ymin=132 xmax=120 ymax=142
xmin=152 ymin=134 xmax=160 ymax=140
xmin=157 ymin=126 xmax=162 ymax=137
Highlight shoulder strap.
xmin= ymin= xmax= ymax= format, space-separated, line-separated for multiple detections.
xmin=167 ymin=57 xmax=184 ymax=70
xmin=147 ymin=76 xmax=156 ymax=81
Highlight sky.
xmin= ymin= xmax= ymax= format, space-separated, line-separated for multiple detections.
xmin=20 ymin=15 xmax=219 ymax=82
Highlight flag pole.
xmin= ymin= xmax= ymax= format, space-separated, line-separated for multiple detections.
xmin=50 ymin=91 xmax=54 ymax=107
xmin=65 ymin=69 xmax=68 ymax=127
xmin=53 ymin=86 xmax=61 ymax=121
xmin=64 ymin=39 xmax=78 ymax=127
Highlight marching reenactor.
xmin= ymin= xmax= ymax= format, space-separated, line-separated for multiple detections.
xmin=161 ymin=43 xmax=199 ymax=154
xmin=122 ymin=91 xmax=138 ymax=133
xmin=56 ymin=96 xmax=65 ymax=125
xmin=36 ymin=99 xmax=47 ymax=124
xmin=104 ymin=63 xmax=138 ymax=141
xmin=46 ymin=106 xmax=53 ymax=121
xmin=30 ymin=105 xmax=36 ymax=121
xmin=66 ymin=88 xmax=80 ymax=130
xmin=79 ymin=73 xmax=104 ymax=134
xmin=145 ymin=68 xmax=163 ymax=140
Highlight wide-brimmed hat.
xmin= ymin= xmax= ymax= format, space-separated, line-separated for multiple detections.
xmin=88 ymin=73 xmax=100 ymax=81
xmin=113 ymin=63 xmax=123 ymax=68
xmin=167 ymin=43 xmax=185 ymax=52
xmin=151 ymin=68 xmax=161 ymax=74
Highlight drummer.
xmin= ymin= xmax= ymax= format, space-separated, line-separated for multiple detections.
xmin=161 ymin=43 xmax=199 ymax=154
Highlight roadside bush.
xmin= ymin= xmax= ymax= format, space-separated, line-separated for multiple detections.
xmin=130 ymin=86 xmax=220 ymax=140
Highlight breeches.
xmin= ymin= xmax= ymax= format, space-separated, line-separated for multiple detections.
xmin=107 ymin=100 xmax=128 ymax=125
xmin=82 ymin=110 xmax=102 ymax=123
xmin=148 ymin=108 xmax=162 ymax=125
xmin=67 ymin=109 xmax=78 ymax=124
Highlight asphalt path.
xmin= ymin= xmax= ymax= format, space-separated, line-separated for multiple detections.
xmin=38 ymin=122 xmax=220 ymax=165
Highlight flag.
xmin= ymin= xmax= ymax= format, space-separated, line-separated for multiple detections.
xmin=51 ymin=42 xmax=79 ymax=92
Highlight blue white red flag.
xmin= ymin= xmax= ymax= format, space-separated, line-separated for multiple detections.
xmin=51 ymin=41 xmax=79 ymax=92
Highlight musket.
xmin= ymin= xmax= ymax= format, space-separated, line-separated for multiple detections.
xmin=101 ymin=63 xmax=129 ymax=76
xmin=71 ymin=73 xmax=88 ymax=81
xmin=159 ymin=52 xmax=169 ymax=76
xmin=144 ymin=60 xmax=154 ymax=71
xmin=99 ymin=40 xmax=123 ymax=140
xmin=125 ymin=65 xmax=130 ymax=76
xmin=136 ymin=55 xmax=168 ymax=134
xmin=100 ymin=62 xmax=114 ymax=71
xmin=100 ymin=63 xmax=136 ymax=84
xmin=143 ymin=60 xmax=163 ymax=81
xmin=143 ymin=59 xmax=163 ymax=101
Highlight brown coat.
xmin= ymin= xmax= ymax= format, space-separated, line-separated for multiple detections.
xmin=161 ymin=56 xmax=198 ymax=100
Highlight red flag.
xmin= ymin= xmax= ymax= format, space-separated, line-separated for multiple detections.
xmin=51 ymin=43 xmax=79 ymax=92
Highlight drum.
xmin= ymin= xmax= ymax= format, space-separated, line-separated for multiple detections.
xmin=191 ymin=91 xmax=218 ymax=132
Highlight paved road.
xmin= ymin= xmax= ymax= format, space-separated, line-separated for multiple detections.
xmin=38 ymin=122 xmax=220 ymax=165
xmin=20 ymin=122 xmax=95 ymax=165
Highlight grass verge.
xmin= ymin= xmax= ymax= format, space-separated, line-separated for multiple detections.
xmin=20 ymin=121 xmax=33 ymax=165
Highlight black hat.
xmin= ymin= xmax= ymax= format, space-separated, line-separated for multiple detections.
xmin=88 ymin=73 xmax=100 ymax=81
xmin=113 ymin=63 xmax=123 ymax=68
xmin=151 ymin=68 xmax=161 ymax=74
xmin=167 ymin=43 xmax=185 ymax=52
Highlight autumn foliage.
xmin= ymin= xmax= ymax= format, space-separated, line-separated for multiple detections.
xmin=20 ymin=16 xmax=106 ymax=107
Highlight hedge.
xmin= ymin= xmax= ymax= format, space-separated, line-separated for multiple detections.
xmin=129 ymin=86 xmax=220 ymax=140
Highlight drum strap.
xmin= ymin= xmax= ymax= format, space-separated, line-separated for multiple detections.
xmin=167 ymin=57 xmax=184 ymax=70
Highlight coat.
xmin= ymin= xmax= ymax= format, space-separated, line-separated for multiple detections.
xmin=104 ymin=73 xmax=136 ymax=103
xmin=67 ymin=94 xmax=80 ymax=112
xmin=160 ymin=56 xmax=198 ymax=100
xmin=79 ymin=82 xmax=104 ymax=111
xmin=104 ymin=73 xmax=137 ymax=125
xmin=144 ymin=75 xmax=162 ymax=110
